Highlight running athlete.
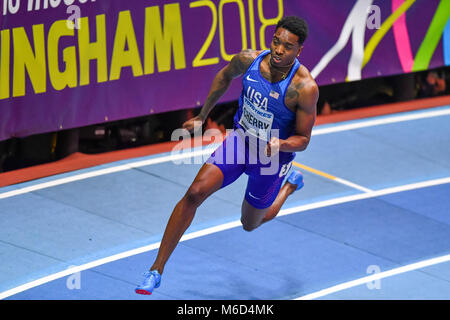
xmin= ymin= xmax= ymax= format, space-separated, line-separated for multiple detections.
xmin=136 ymin=16 xmax=318 ymax=295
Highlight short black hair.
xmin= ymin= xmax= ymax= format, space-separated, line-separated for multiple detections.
xmin=276 ymin=16 xmax=308 ymax=45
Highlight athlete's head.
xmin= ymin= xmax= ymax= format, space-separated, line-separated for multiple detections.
xmin=270 ymin=16 xmax=308 ymax=67
xmin=276 ymin=16 xmax=308 ymax=45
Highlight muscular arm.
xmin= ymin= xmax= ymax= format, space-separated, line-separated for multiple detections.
xmin=279 ymin=79 xmax=318 ymax=153
xmin=183 ymin=50 xmax=255 ymax=132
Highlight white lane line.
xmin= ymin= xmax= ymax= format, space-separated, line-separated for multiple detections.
xmin=0 ymin=148 xmax=216 ymax=200
xmin=295 ymin=254 xmax=450 ymax=300
xmin=277 ymin=176 xmax=450 ymax=217
xmin=312 ymin=107 xmax=450 ymax=136
xmin=334 ymin=177 xmax=373 ymax=193
xmin=292 ymin=162 xmax=373 ymax=193
xmin=1 ymin=107 xmax=449 ymax=199
xmin=1 ymin=176 xmax=449 ymax=300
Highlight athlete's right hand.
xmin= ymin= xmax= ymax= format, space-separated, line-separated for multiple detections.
xmin=182 ymin=115 xmax=204 ymax=133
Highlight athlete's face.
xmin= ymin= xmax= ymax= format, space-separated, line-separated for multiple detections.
xmin=270 ymin=27 xmax=303 ymax=67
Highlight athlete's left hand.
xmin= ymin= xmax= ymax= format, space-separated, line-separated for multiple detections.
xmin=265 ymin=137 xmax=280 ymax=157
xmin=183 ymin=116 xmax=204 ymax=133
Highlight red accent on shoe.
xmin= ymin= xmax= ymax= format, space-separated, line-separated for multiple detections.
xmin=135 ymin=289 xmax=152 ymax=295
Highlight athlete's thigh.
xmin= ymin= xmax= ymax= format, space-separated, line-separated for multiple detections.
xmin=205 ymin=129 xmax=246 ymax=189
xmin=240 ymin=161 xmax=291 ymax=227
xmin=240 ymin=198 xmax=269 ymax=229
xmin=243 ymin=161 xmax=290 ymax=209
xmin=188 ymin=163 xmax=225 ymax=199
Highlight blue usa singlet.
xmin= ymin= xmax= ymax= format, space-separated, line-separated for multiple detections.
xmin=206 ymin=50 xmax=302 ymax=209
xmin=233 ymin=50 xmax=300 ymax=147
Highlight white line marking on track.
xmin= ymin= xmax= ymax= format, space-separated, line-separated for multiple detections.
xmin=292 ymin=162 xmax=373 ymax=193
xmin=2 ymin=107 xmax=449 ymax=200
xmin=1 ymin=176 xmax=449 ymax=299
xmin=334 ymin=177 xmax=373 ymax=193
xmin=295 ymin=254 xmax=450 ymax=300
xmin=311 ymin=107 xmax=450 ymax=136
xmin=277 ymin=176 xmax=450 ymax=217
xmin=0 ymin=148 xmax=216 ymax=200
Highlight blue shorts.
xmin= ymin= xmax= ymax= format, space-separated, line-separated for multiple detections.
xmin=206 ymin=129 xmax=294 ymax=209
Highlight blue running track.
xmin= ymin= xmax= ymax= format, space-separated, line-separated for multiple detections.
xmin=1 ymin=106 xmax=450 ymax=300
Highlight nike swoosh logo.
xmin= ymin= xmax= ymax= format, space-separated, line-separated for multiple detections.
xmin=246 ymin=75 xmax=258 ymax=82
xmin=248 ymin=192 xmax=260 ymax=199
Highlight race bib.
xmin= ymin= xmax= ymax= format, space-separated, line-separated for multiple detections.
xmin=239 ymin=96 xmax=274 ymax=141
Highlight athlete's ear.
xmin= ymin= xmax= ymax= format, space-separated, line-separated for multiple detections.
xmin=296 ymin=45 xmax=304 ymax=57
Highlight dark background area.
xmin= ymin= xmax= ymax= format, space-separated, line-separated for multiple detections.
xmin=0 ymin=66 xmax=449 ymax=173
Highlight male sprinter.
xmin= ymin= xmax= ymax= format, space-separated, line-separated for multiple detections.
xmin=136 ymin=16 xmax=318 ymax=295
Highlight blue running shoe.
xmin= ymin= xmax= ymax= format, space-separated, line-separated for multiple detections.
xmin=287 ymin=170 xmax=304 ymax=191
xmin=135 ymin=270 xmax=161 ymax=295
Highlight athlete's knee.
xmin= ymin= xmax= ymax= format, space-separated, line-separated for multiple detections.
xmin=185 ymin=182 xmax=209 ymax=207
xmin=240 ymin=217 xmax=259 ymax=232
xmin=242 ymin=224 xmax=257 ymax=232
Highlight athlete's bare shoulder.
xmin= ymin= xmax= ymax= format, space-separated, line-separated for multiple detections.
xmin=285 ymin=64 xmax=319 ymax=113
xmin=225 ymin=49 xmax=260 ymax=78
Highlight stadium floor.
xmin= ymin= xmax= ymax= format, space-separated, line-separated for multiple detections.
xmin=1 ymin=105 xmax=450 ymax=300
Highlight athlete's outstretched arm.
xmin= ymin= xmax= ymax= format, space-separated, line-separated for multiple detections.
xmin=183 ymin=50 xmax=256 ymax=132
